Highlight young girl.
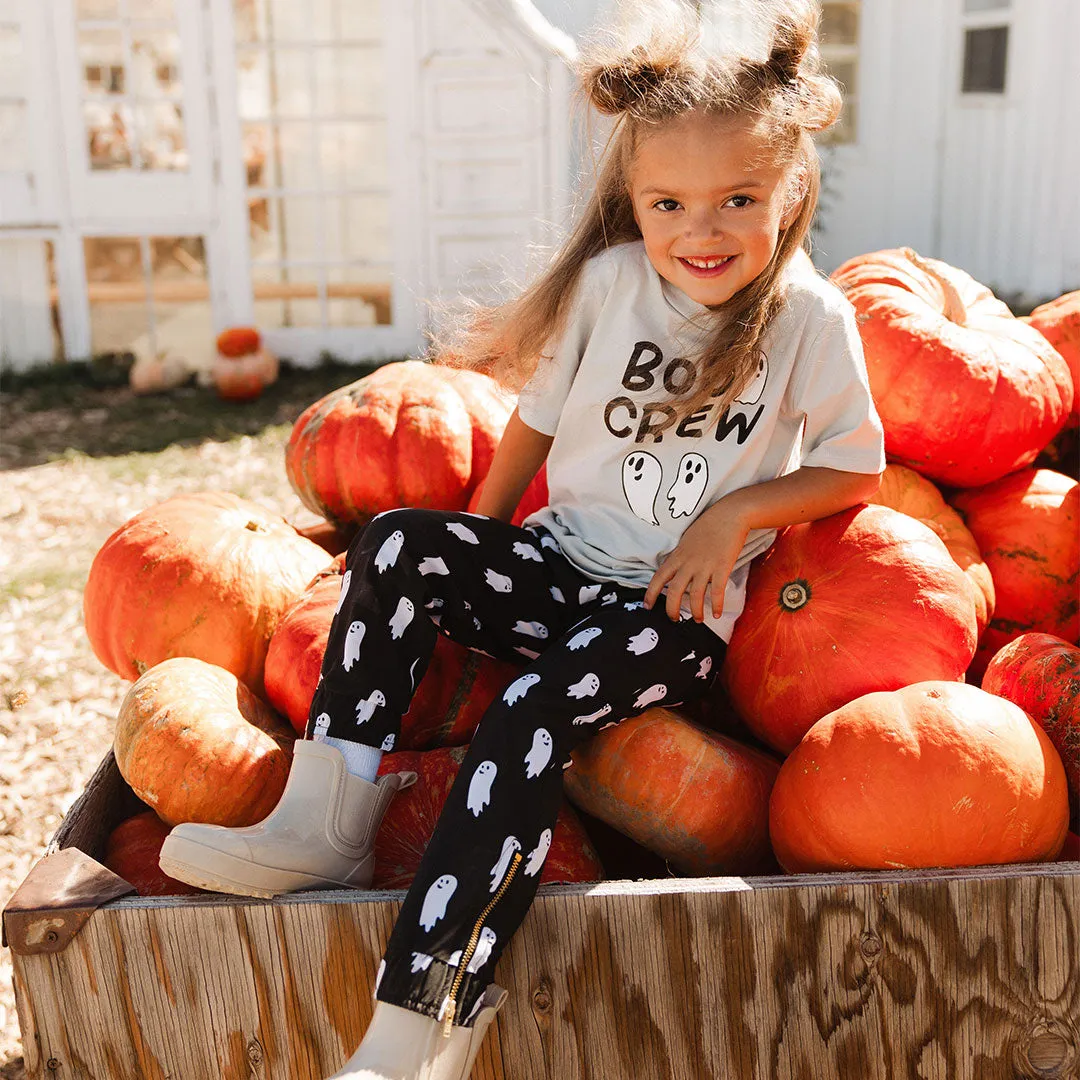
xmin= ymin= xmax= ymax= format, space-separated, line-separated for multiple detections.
xmin=160 ymin=2 xmax=885 ymax=1076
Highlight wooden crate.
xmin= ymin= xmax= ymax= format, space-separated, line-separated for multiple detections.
xmin=5 ymin=752 xmax=1079 ymax=1080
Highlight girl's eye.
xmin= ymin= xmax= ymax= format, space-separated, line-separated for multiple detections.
xmin=653 ymin=199 xmax=681 ymax=212
xmin=726 ymin=195 xmax=754 ymax=208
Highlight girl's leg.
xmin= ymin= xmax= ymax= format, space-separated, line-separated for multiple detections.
xmin=373 ymin=602 xmax=727 ymax=1030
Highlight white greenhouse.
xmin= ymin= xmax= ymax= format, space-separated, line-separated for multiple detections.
xmin=1 ymin=0 xmax=1078 ymax=374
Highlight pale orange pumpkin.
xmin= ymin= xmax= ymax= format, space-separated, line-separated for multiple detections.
xmin=84 ymin=491 xmax=329 ymax=696
xmin=114 ymin=657 xmax=295 ymax=828
xmin=769 ymin=681 xmax=1069 ymax=872
xmin=831 ymin=249 xmax=1073 ymax=486
xmin=869 ymin=463 xmax=995 ymax=637
xmin=212 ymin=326 xmax=278 ymax=401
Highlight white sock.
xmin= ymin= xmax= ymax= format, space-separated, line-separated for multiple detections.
xmin=323 ymin=737 xmax=383 ymax=782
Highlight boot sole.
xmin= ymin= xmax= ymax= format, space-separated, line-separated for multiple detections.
xmin=159 ymin=835 xmax=367 ymax=899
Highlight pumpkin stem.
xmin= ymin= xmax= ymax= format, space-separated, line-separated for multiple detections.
xmin=904 ymin=249 xmax=967 ymax=326
xmin=779 ymin=579 xmax=811 ymax=611
xmin=244 ymin=520 xmax=264 ymax=532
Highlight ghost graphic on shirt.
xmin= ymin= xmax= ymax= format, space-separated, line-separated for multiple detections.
xmin=380 ymin=732 xmax=397 ymax=751
xmin=633 ymin=683 xmax=667 ymax=709
xmin=524 ymin=728 xmax=553 ymax=778
xmin=388 ymin=597 xmax=415 ymax=640
xmin=485 ymin=568 xmax=513 ymax=593
xmin=621 ymin=452 xmax=663 ymax=525
xmin=696 ymin=656 xmax=713 ymax=679
xmin=567 ymin=626 xmax=602 ymax=651
xmin=467 ymin=761 xmax=497 ymax=817
xmin=342 ymin=621 xmax=366 ymax=671
xmin=335 ymin=570 xmax=352 ymax=615
xmin=667 ymin=453 xmax=709 ymax=518
xmin=734 ymin=352 xmax=768 ymax=406
xmin=567 ymin=673 xmax=601 ymax=699
xmin=513 ymin=541 xmax=543 ymax=562
xmin=311 ymin=712 xmax=331 ymax=739
xmin=355 ymin=690 xmax=386 ymax=725
xmin=447 ymin=926 xmax=497 ymax=973
xmin=489 ymin=836 xmax=522 ymax=892
xmin=418 ymin=556 xmax=450 ymax=576
xmin=503 ymin=673 xmax=540 ymax=705
xmin=524 ymin=829 xmax=552 ymax=877
xmin=627 ymin=627 xmax=659 ymax=655
xmin=445 ymin=521 xmax=479 ymax=544
xmin=419 ymin=874 xmax=457 ymax=931
xmin=374 ymin=530 xmax=405 ymax=573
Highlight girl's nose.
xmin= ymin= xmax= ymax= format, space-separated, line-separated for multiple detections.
xmin=684 ymin=206 xmax=724 ymax=242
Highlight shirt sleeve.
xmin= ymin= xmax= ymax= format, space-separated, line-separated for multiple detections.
xmin=787 ymin=298 xmax=886 ymax=473
xmin=516 ymin=259 xmax=605 ymax=436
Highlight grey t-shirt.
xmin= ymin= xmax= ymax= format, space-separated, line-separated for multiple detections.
xmin=517 ymin=240 xmax=886 ymax=642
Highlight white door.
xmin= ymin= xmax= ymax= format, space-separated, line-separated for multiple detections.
xmin=52 ymin=0 xmax=214 ymax=226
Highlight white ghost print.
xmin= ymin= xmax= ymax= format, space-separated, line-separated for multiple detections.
xmin=473 ymin=616 xmax=483 ymax=631
xmin=388 ymin=596 xmax=415 ymax=640
xmin=572 ymin=703 xmax=613 ymax=726
xmin=374 ymin=959 xmax=385 ymax=997
xmin=311 ymin=712 xmax=331 ymax=739
xmin=601 ymin=592 xmax=619 ymax=606
xmin=484 ymin=568 xmax=513 ymax=593
xmin=621 ymin=451 xmax=663 ymax=525
xmin=408 ymin=658 xmax=421 ymax=692
xmin=735 ymin=352 xmax=768 ymax=405
xmin=524 ymin=728 xmax=553 ymax=778
xmin=374 ymin=530 xmax=405 ymax=573
xmin=515 ymin=646 xmax=541 ymax=660
xmin=418 ymin=556 xmax=449 ymax=576
xmin=524 ymin=829 xmax=552 ymax=877
xmin=467 ymin=760 xmax=497 ymax=817
xmin=624 ymin=600 xmax=646 ymax=611
xmin=567 ymin=626 xmax=602 ymax=651
xmin=503 ymin=672 xmax=540 ymax=705
xmin=424 ymin=597 xmax=444 ymax=610
xmin=550 ymin=586 xmax=566 ymax=603
xmin=513 ymin=541 xmax=543 ymax=562
xmin=466 ymin=926 xmax=497 ymax=973
xmin=419 ymin=874 xmax=457 ymax=931
xmin=627 ymin=628 xmax=659 ymax=655
xmin=539 ymin=534 xmax=560 ymax=551
xmin=335 ymin=569 xmax=352 ymax=615
xmin=355 ymin=690 xmax=386 ymax=725
xmin=489 ymin=836 xmax=522 ymax=892
xmin=696 ymin=656 xmax=713 ymax=679
xmin=681 ymin=651 xmax=697 ymax=662
xmin=445 ymin=521 xmax=479 ymax=544
xmin=633 ymin=683 xmax=668 ymax=709
xmin=578 ymin=583 xmax=602 ymax=605
xmin=342 ymin=620 xmax=366 ymax=671
xmin=411 ymin=952 xmax=434 ymax=973
xmin=513 ymin=620 xmax=549 ymax=639
xmin=380 ymin=732 xmax=396 ymax=751
xmin=567 ymin=673 xmax=601 ymax=699
xmin=667 ymin=453 xmax=709 ymax=518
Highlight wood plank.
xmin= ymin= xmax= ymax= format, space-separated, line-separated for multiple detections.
xmin=11 ymin=866 xmax=1078 ymax=1079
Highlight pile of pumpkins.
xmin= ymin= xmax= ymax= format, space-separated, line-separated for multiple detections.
xmin=86 ymin=249 xmax=1079 ymax=897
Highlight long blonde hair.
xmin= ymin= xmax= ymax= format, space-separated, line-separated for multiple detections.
xmin=436 ymin=0 xmax=842 ymax=426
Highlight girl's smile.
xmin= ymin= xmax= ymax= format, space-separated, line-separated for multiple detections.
xmin=629 ymin=113 xmax=800 ymax=307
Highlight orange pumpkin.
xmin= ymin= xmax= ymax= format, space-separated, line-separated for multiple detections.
xmin=114 ymin=657 xmax=295 ymax=828
xmin=216 ymin=327 xmax=262 ymax=358
xmin=212 ymin=327 xmax=278 ymax=402
xmin=769 ymin=681 xmax=1070 ymax=872
xmin=373 ymin=745 xmax=603 ymax=888
xmin=831 ymin=249 xmax=1073 ymax=487
xmin=563 ymin=708 xmax=781 ymax=876
xmin=263 ymin=553 xmax=521 ymax=746
xmin=982 ymin=633 xmax=1079 ymax=807
xmin=104 ymin=811 xmax=204 ymax=896
xmin=951 ymin=468 xmax=1079 ymax=679
xmin=1027 ymin=291 xmax=1079 ymax=426
xmin=84 ymin=491 xmax=329 ymax=696
xmin=285 ymin=361 xmax=513 ymax=525
xmin=723 ymin=504 xmax=978 ymax=754
xmin=869 ymin=463 xmax=995 ymax=637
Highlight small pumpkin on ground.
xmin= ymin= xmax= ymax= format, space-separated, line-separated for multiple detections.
xmin=950 ymin=468 xmax=1078 ymax=679
xmin=213 ymin=326 xmax=279 ymax=402
xmin=722 ymin=504 xmax=978 ymax=755
xmin=285 ymin=361 xmax=513 ymax=525
xmin=84 ymin=491 xmax=329 ymax=696
xmin=831 ymin=248 xmax=1073 ymax=487
xmin=114 ymin=656 xmax=295 ymax=828
xmin=372 ymin=745 xmax=603 ymax=888
xmin=563 ymin=707 xmax=781 ymax=876
xmin=981 ymin=633 xmax=1079 ymax=810
xmin=769 ymin=681 xmax=1070 ymax=872
xmin=104 ymin=810 xmax=204 ymax=896
xmin=869 ymin=463 xmax=995 ymax=637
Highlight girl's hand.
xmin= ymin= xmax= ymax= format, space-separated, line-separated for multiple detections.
xmin=643 ymin=502 xmax=750 ymax=622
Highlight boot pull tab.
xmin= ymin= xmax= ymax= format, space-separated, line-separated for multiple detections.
xmin=395 ymin=770 xmax=419 ymax=791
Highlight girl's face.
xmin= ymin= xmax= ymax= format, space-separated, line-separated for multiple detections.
xmin=628 ymin=112 xmax=801 ymax=308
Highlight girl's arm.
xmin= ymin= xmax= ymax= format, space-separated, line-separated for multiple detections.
xmin=474 ymin=408 xmax=554 ymax=522
xmin=644 ymin=465 xmax=883 ymax=621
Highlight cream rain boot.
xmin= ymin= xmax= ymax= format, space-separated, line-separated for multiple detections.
xmin=327 ymin=985 xmax=508 ymax=1080
xmin=159 ymin=740 xmax=415 ymax=898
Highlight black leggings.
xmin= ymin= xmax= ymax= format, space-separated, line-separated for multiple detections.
xmin=307 ymin=509 xmax=726 ymax=1028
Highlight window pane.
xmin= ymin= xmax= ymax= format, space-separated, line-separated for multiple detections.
xmin=135 ymin=101 xmax=186 ymax=170
xmin=339 ymin=0 xmax=381 ymax=40
xmin=79 ymin=28 xmax=125 ymax=94
xmin=253 ymin=263 xmax=323 ymax=326
xmin=271 ymin=48 xmax=312 ymax=117
xmin=251 ymin=195 xmax=322 ymax=261
xmin=75 ymin=0 xmax=119 ymax=17
xmin=820 ymin=3 xmax=859 ymax=46
xmin=131 ymin=29 xmax=182 ymax=97
xmin=85 ymin=100 xmax=133 ymax=169
xmin=265 ymin=0 xmax=333 ymax=42
xmin=0 ymin=24 xmax=23 ymax=98
xmin=236 ymin=47 xmax=270 ymax=119
xmin=129 ymin=0 xmax=176 ymax=18
xmin=962 ymin=26 xmax=1008 ymax=93
xmin=318 ymin=121 xmax=387 ymax=190
xmin=827 ymin=58 xmax=857 ymax=96
xmin=313 ymin=45 xmax=384 ymax=115
xmin=84 ymin=237 xmax=151 ymax=359
xmin=149 ymin=236 xmax=213 ymax=371
xmin=327 ymin=265 xmax=391 ymax=326
xmin=325 ymin=194 xmax=390 ymax=262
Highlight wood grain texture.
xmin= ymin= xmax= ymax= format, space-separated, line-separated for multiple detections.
xmin=11 ymin=865 xmax=1079 ymax=1079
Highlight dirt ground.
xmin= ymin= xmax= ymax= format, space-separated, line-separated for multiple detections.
xmin=0 ymin=362 xmax=368 ymax=1078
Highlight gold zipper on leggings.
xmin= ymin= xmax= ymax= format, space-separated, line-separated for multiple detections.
xmin=441 ymin=851 xmax=523 ymax=1038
